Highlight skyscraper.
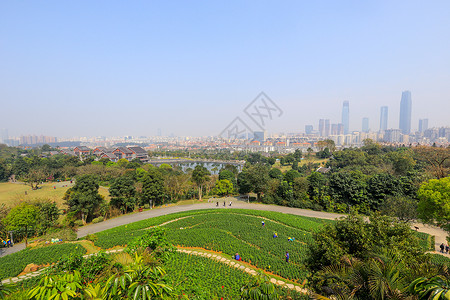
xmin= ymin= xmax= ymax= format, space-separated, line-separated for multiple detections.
xmin=362 ymin=118 xmax=369 ymax=133
xmin=342 ymin=101 xmax=349 ymax=134
xmin=380 ymin=106 xmax=388 ymax=131
xmin=325 ymin=119 xmax=330 ymax=137
xmin=319 ymin=119 xmax=325 ymax=136
xmin=419 ymin=119 xmax=428 ymax=133
xmin=399 ymin=91 xmax=412 ymax=134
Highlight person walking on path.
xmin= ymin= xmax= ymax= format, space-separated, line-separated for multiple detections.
xmin=446 ymin=244 xmax=449 ymax=254
xmin=440 ymin=243 xmax=445 ymax=253
xmin=262 ymin=221 xmax=265 ymax=227
xmin=216 ymin=202 xmax=218 ymax=207
xmin=285 ymin=252 xmax=289 ymax=263
xmin=235 ymin=253 xmax=242 ymax=261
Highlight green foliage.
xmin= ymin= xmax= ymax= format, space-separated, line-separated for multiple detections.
xmin=109 ymin=175 xmax=137 ymax=213
xmin=409 ymin=275 xmax=450 ymax=300
xmin=240 ymin=275 xmax=279 ymax=299
xmin=307 ymin=213 xmax=425 ymax=271
xmin=0 ymin=243 xmax=86 ymax=280
xmin=4 ymin=202 xmax=39 ymax=246
xmin=141 ymin=168 xmax=164 ymax=206
xmin=191 ymin=165 xmax=210 ymax=200
xmin=213 ymin=179 xmax=234 ymax=196
xmin=125 ymin=227 xmax=176 ymax=262
xmin=28 ymin=270 xmax=83 ymax=299
xmin=64 ymin=174 xmax=104 ymax=224
xmin=0 ymin=282 xmax=12 ymax=299
xmin=417 ymin=177 xmax=450 ymax=231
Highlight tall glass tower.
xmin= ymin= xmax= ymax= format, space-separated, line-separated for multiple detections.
xmin=362 ymin=118 xmax=369 ymax=133
xmin=342 ymin=101 xmax=349 ymax=134
xmin=399 ymin=91 xmax=412 ymax=134
xmin=380 ymin=106 xmax=388 ymax=131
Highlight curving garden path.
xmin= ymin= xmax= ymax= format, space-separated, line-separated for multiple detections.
xmin=1 ymin=197 xmax=448 ymax=257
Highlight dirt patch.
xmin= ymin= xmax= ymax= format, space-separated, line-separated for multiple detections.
xmin=18 ymin=263 xmax=51 ymax=276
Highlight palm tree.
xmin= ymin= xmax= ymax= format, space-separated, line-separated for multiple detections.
xmin=409 ymin=275 xmax=450 ymax=299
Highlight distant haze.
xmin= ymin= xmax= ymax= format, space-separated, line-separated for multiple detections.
xmin=1 ymin=1 xmax=449 ymax=137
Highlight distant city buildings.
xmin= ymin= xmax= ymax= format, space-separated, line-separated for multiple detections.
xmin=380 ymin=106 xmax=388 ymax=131
xmin=319 ymin=119 xmax=330 ymax=137
xmin=19 ymin=135 xmax=57 ymax=145
xmin=305 ymin=125 xmax=313 ymax=135
xmin=419 ymin=119 xmax=429 ymax=133
xmin=253 ymin=131 xmax=266 ymax=143
xmin=342 ymin=101 xmax=350 ymax=134
xmin=399 ymin=91 xmax=412 ymax=134
xmin=362 ymin=117 xmax=369 ymax=133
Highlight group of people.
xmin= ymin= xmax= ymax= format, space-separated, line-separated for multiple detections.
xmin=216 ymin=201 xmax=232 ymax=207
xmin=1 ymin=238 xmax=13 ymax=248
xmin=439 ymin=243 xmax=450 ymax=253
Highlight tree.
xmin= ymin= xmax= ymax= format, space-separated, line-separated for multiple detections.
xmin=110 ymin=176 xmax=137 ymax=213
xmin=417 ymin=177 xmax=450 ymax=231
xmin=23 ymin=167 xmax=50 ymax=190
xmin=34 ymin=200 xmax=59 ymax=234
xmin=307 ymin=213 xmax=424 ymax=271
xmin=246 ymin=163 xmax=270 ymax=201
xmin=268 ymin=168 xmax=283 ymax=180
xmin=381 ymin=195 xmax=417 ymax=223
xmin=4 ymin=202 xmax=39 ymax=246
xmin=240 ymin=275 xmax=279 ymax=299
xmin=141 ymin=168 xmax=165 ymax=207
xmin=237 ymin=170 xmax=252 ymax=195
xmin=414 ymin=146 xmax=450 ymax=179
xmin=213 ymin=179 xmax=234 ymax=196
xmin=284 ymin=169 xmax=301 ymax=184
xmin=191 ymin=165 xmax=210 ymax=200
xmin=63 ymin=174 xmax=104 ymax=224
xmin=409 ymin=275 xmax=450 ymax=299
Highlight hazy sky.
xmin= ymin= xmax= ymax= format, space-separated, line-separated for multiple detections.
xmin=1 ymin=1 xmax=449 ymax=138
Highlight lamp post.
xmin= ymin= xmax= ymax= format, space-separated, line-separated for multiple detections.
xmin=8 ymin=230 xmax=14 ymax=245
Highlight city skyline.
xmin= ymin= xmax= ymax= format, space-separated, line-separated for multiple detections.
xmin=1 ymin=1 xmax=450 ymax=137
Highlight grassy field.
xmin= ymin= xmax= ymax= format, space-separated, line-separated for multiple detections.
xmin=0 ymin=181 xmax=110 ymax=208
xmin=273 ymin=157 xmax=328 ymax=172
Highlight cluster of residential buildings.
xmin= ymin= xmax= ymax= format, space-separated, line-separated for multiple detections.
xmin=58 ymin=146 xmax=150 ymax=163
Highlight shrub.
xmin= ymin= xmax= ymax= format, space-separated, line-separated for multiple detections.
xmin=74 ymin=220 xmax=84 ymax=227
xmin=85 ymin=234 xmax=98 ymax=242
xmin=92 ymin=216 xmax=104 ymax=224
xmin=144 ymin=204 xmax=150 ymax=209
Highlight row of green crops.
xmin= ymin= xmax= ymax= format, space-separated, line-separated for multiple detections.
xmin=164 ymin=251 xmax=307 ymax=299
xmin=94 ymin=209 xmax=331 ymax=249
xmin=414 ymin=231 xmax=435 ymax=251
xmin=0 ymin=243 xmax=86 ymax=280
xmin=164 ymin=213 xmax=312 ymax=281
xmin=430 ymin=253 xmax=450 ymax=265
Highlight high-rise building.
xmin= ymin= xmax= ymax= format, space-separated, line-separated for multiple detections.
xmin=362 ymin=118 xmax=369 ymax=133
xmin=253 ymin=131 xmax=266 ymax=143
xmin=399 ymin=91 xmax=412 ymax=134
xmin=0 ymin=128 xmax=8 ymax=144
xmin=319 ymin=119 xmax=324 ymax=136
xmin=419 ymin=119 xmax=428 ymax=133
xmin=325 ymin=119 xmax=330 ymax=137
xmin=342 ymin=101 xmax=349 ymax=134
xmin=380 ymin=106 xmax=388 ymax=131
xmin=305 ymin=125 xmax=313 ymax=135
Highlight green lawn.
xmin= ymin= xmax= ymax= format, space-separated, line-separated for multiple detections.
xmin=0 ymin=181 xmax=110 ymax=208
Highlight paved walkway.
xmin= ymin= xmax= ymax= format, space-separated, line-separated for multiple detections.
xmin=1 ymin=198 xmax=448 ymax=257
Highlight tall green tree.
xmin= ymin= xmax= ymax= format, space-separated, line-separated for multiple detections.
xmin=213 ymin=179 xmax=234 ymax=196
xmin=109 ymin=176 xmax=137 ymax=213
xmin=63 ymin=174 xmax=104 ymax=224
xmin=191 ymin=165 xmax=210 ymax=200
xmin=4 ymin=202 xmax=39 ymax=246
xmin=141 ymin=168 xmax=165 ymax=207
xmin=246 ymin=163 xmax=270 ymax=201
